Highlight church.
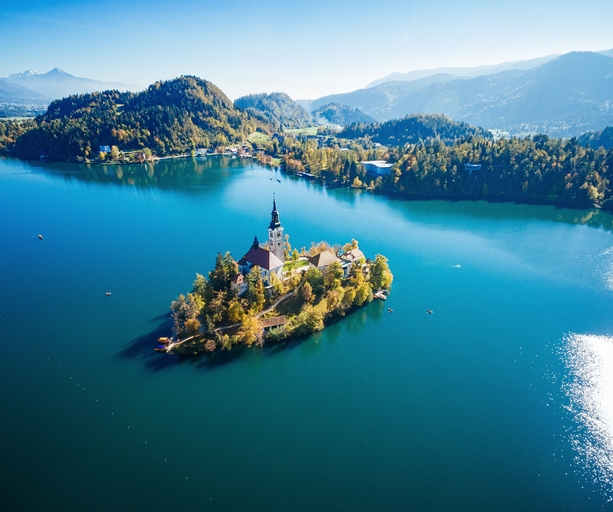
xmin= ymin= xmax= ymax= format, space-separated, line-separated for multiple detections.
xmin=237 ymin=197 xmax=286 ymax=287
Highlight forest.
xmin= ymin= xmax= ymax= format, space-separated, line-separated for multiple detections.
xmin=1 ymin=77 xmax=613 ymax=211
xmin=2 ymin=76 xmax=271 ymax=161
xmin=337 ymin=114 xmax=491 ymax=146
xmin=234 ymin=92 xmax=314 ymax=130
xmin=276 ymin=133 xmax=613 ymax=209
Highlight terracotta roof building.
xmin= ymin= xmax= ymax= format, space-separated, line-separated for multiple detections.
xmin=238 ymin=236 xmax=284 ymax=286
xmin=308 ymin=251 xmax=340 ymax=269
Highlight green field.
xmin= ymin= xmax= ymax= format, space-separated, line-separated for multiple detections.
xmin=247 ymin=132 xmax=272 ymax=144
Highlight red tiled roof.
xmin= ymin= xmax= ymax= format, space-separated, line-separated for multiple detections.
xmin=239 ymin=246 xmax=283 ymax=271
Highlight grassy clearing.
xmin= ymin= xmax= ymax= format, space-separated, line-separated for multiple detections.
xmin=283 ymin=259 xmax=309 ymax=271
xmin=247 ymin=132 xmax=271 ymax=144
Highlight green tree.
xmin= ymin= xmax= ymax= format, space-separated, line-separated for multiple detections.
xmin=323 ymin=261 xmax=344 ymax=290
xmin=305 ymin=267 xmax=324 ymax=295
xmin=369 ymin=254 xmax=393 ymax=290
xmin=227 ymin=298 xmax=245 ymax=323
xmin=238 ymin=315 xmax=261 ymax=346
xmin=300 ymin=281 xmax=314 ymax=304
xmin=246 ymin=266 xmax=266 ymax=312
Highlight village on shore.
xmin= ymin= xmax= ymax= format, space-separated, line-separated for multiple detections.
xmin=158 ymin=197 xmax=393 ymax=355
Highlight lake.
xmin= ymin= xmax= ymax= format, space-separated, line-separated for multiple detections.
xmin=1 ymin=155 xmax=613 ymax=511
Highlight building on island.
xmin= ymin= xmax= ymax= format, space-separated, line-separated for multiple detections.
xmin=237 ymin=198 xmax=286 ymax=287
xmin=308 ymin=251 xmax=341 ymax=271
xmin=362 ymin=160 xmax=393 ymax=176
xmin=339 ymin=248 xmax=366 ymax=277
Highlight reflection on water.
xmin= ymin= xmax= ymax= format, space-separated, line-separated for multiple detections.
xmin=561 ymin=333 xmax=613 ymax=500
xmin=4 ymin=154 xmax=613 ymax=234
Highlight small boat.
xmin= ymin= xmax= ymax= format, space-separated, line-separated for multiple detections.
xmin=158 ymin=337 xmax=171 ymax=344
xmin=105 ymin=291 xmax=112 ymax=296
xmin=270 ymin=177 xmax=272 ymax=180
xmin=38 ymin=234 xmax=43 ymax=240
xmin=387 ymin=308 xmax=393 ymax=313
xmin=277 ymin=179 xmax=281 ymax=183
xmin=154 ymin=345 xmax=166 ymax=352
xmin=426 ymin=309 xmax=434 ymax=315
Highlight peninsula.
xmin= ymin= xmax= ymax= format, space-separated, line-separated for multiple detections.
xmin=159 ymin=198 xmax=393 ymax=355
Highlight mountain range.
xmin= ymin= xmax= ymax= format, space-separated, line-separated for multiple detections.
xmin=307 ymin=51 xmax=613 ymax=137
xmin=0 ymin=68 xmax=140 ymax=116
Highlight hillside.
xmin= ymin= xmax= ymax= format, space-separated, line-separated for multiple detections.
xmin=309 ymin=52 xmax=613 ymax=137
xmin=313 ymin=103 xmax=376 ymax=126
xmin=12 ymin=76 xmax=271 ymax=161
xmin=234 ymin=92 xmax=314 ymax=129
xmin=338 ymin=114 xmax=491 ymax=146
xmin=4 ymin=68 xmax=139 ymax=99
xmin=578 ymin=126 xmax=613 ymax=150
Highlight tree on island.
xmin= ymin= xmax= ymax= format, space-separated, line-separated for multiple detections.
xmin=165 ymin=238 xmax=393 ymax=355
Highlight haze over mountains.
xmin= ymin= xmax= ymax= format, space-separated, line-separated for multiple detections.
xmin=0 ymin=68 xmax=139 ymax=116
xmin=308 ymin=51 xmax=613 ymax=137
xmin=3 ymin=49 xmax=613 ymax=139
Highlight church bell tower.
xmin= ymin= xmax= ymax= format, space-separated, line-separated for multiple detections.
xmin=268 ymin=195 xmax=285 ymax=263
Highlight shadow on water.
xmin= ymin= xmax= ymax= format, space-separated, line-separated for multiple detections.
xmin=117 ymin=316 xmax=180 ymax=371
xmin=6 ymin=154 xmax=613 ymax=233
xmin=118 ymin=300 xmax=387 ymax=373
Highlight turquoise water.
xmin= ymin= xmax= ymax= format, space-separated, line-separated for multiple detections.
xmin=2 ymin=156 xmax=613 ymax=511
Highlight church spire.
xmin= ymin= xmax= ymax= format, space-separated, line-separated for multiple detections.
xmin=269 ymin=194 xmax=281 ymax=230
xmin=267 ymin=194 xmax=285 ymax=263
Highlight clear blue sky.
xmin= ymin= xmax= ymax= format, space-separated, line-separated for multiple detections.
xmin=1 ymin=0 xmax=612 ymax=100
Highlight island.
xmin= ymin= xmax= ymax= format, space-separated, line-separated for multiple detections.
xmin=158 ymin=197 xmax=393 ymax=355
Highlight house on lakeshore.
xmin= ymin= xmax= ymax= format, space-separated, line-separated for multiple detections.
xmin=237 ymin=198 xmax=286 ymax=287
xmin=362 ymin=160 xmax=393 ymax=176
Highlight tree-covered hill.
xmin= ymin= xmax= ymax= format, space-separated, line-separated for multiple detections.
xmin=578 ymin=126 xmax=613 ymax=151
xmin=312 ymin=103 xmax=376 ymax=126
xmin=12 ymin=76 xmax=271 ymax=161
xmin=234 ymin=92 xmax=314 ymax=130
xmin=338 ymin=114 xmax=491 ymax=146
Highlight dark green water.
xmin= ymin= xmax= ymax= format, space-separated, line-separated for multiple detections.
xmin=2 ymin=156 xmax=613 ymax=511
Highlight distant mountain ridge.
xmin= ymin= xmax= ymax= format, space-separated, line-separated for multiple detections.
xmin=3 ymin=68 xmax=140 ymax=100
xmin=310 ymin=73 xmax=460 ymax=120
xmin=365 ymin=54 xmax=560 ymax=88
xmin=308 ymin=51 xmax=613 ymax=137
